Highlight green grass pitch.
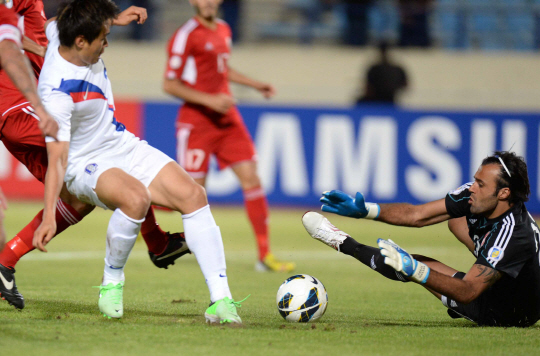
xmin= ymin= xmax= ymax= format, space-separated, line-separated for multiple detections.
xmin=0 ymin=202 xmax=539 ymax=355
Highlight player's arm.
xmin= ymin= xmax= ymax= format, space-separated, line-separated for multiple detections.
xmin=378 ymin=239 xmax=501 ymax=304
xmin=321 ymin=190 xmax=451 ymax=227
xmin=33 ymin=140 xmax=69 ymax=252
xmin=112 ymin=6 xmax=147 ymax=26
xmin=163 ymin=78 xmax=235 ymax=114
xmin=22 ymin=36 xmax=46 ymax=57
xmin=0 ymin=39 xmax=58 ymax=139
xmin=0 ymin=39 xmax=41 ymax=111
xmin=448 ymin=217 xmax=475 ymax=253
xmin=425 ymin=264 xmax=501 ymax=304
xmin=377 ymin=199 xmax=451 ymax=227
xmin=228 ymin=67 xmax=276 ymax=99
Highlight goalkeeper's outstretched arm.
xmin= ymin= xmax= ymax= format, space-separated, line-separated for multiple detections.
xmin=321 ymin=190 xmax=451 ymax=227
xmin=377 ymin=198 xmax=452 ymax=227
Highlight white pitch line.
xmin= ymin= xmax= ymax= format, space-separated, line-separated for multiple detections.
xmin=22 ymin=247 xmax=464 ymax=262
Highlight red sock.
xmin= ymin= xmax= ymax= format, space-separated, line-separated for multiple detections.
xmin=0 ymin=200 xmax=83 ymax=268
xmin=244 ymin=186 xmax=270 ymax=261
xmin=140 ymin=206 xmax=169 ymax=255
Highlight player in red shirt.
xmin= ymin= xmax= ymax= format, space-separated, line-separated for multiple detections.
xmin=0 ymin=1 xmax=57 ymax=252
xmin=0 ymin=2 xmax=57 ymax=139
xmin=0 ymin=1 xmax=189 ymax=310
xmin=163 ymin=0 xmax=295 ymax=272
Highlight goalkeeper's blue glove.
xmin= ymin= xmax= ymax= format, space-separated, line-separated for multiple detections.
xmin=320 ymin=190 xmax=380 ymax=219
xmin=377 ymin=239 xmax=430 ymax=284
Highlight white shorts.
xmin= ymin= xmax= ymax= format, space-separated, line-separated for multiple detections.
xmin=65 ymin=140 xmax=174 ymax=209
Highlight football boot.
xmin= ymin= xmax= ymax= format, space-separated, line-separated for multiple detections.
xmin=148 ymin=232 xmax=191 ymax=269
xmin=0 ymin=264 xmax=24 ymax=309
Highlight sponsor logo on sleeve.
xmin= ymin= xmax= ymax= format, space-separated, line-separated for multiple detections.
xmin=488 ymin=247 xmax=503 ymax=261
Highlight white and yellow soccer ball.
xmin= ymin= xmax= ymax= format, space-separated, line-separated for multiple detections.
xmin=276 ymin=274 xmax=328 ymax=323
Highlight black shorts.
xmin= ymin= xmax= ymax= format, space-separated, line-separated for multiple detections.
xmin=442 ymin=272 xmax=539 ymax=327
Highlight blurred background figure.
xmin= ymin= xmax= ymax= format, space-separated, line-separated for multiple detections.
xmin=343 ymin=0 xmax=373 ymax=46
xmin=398 ymin=0 xmax=432 ymax=47
xmin=356 ymin=41 xmax=408 ymax=105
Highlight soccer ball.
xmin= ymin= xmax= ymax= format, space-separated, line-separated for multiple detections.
xmin=276 ymin=274 xmax=328 ymax=323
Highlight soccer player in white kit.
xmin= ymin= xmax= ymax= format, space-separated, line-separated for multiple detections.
xmin=33 ymin=0 xmax=245 ymax=324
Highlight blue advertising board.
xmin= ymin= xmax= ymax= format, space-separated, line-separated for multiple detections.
xmin=144 ymin=102 xmax=540 ymax=212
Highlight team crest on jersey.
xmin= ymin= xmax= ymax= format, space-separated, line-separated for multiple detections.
xmin=204 ymin=42 xmax=214 ymax=51
xmin=4 ymin=0 xmax=13 ymax=9
xmin=488 ymin=247 xmax=503 ymax=261
xmin=449 ymin=182 xmax=472 ymax=196
xmin=469 ymin=219 xmax=477 ymax=224
xmin=85 ymin=163 xmax=98 ymax=175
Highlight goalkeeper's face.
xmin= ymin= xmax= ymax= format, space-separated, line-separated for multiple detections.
xmin=469 ymin=164 xmax=503 ymax=216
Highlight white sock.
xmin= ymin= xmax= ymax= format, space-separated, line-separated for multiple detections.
xmin=103 ymin=209 xmax=144 ymax=286
xmin=183 ymin=205 xmax=232 ymax=302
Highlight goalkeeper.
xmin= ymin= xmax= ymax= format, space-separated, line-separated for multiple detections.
xmin=302 ymin=151 xmax=540 ymax=327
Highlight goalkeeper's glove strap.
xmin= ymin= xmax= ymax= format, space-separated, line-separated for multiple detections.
xmin=411 ymin=261 xmax=430 ymax=284
xmin=364 ymin=203 xmax=380 ymax=220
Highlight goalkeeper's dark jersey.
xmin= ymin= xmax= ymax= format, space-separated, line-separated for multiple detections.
xmin=445 ymin=183 xmax=540 ymax=326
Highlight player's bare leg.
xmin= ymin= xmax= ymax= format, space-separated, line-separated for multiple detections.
xmin=231 ymin=160 xmax=295 ymax=273
xmin=91 ymin=168 xmax=152 ymax=319
xmin=412 ymin=255 xmax=468 ymax=320
xmin=411 ymin=255 xmax=460 ymax=299
xmin=150 ymin=162 xmax=244 ymax=324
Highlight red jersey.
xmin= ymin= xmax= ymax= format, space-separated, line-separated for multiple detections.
xmin=0 ymin=0 xmax=46 ymax=115
xmin=165 ymin=17 xmax=232 ymax=109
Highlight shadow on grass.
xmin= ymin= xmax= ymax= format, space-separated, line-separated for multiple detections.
xmin=366 ymin=318 xmax=540 ymax=329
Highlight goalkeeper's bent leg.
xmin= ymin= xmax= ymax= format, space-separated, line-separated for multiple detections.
xmin=340 ymin=237 xmax=409 ymax=282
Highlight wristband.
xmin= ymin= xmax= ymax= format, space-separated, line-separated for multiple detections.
xmin=365 ymin=203 xmax=380 ymax=220
xmin=0 ymin=24 xmax=22 ymax=49
xmin=411 ymin=261 xmax=430 ymax=284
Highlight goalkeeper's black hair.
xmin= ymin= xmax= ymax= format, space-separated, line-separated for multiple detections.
xmin=57 ymin=0 xmax=119 ymax=47
xmin=481 ymin=151 xmax=530 ymax=205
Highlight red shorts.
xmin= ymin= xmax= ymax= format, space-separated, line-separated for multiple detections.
xmin=176 ymin=105 xmax=256 ymax=178
xmin=0 ymin=103 xmax=48 ymax=183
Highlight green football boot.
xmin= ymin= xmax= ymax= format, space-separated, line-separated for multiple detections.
xmin=98 ymin=282 xmax=124 ymax=319
xmin=204 ymin=296 xmax=249 ymax=324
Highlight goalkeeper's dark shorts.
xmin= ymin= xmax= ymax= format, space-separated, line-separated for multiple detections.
xmin=441 ymin=272 xmax=539 ymax=327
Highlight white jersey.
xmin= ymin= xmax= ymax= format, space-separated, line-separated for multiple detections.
xmin=39 ymin=22 xmax=138 ymax=181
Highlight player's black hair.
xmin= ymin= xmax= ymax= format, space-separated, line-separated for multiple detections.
xmin=481 ymin=151 xmax=530 ymax=205
xmin=56 ymin=0 xmax=119 ymax=47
